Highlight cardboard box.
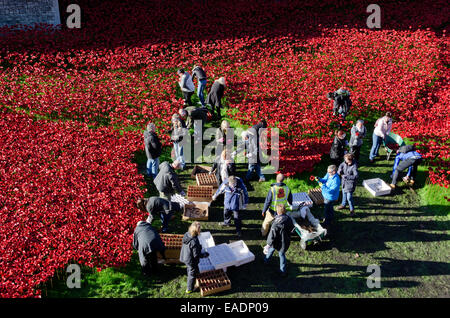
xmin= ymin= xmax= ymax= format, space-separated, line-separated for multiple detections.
xmin=182 ymin=202 xmax=209 ymax=221
xmin=157 ymin=233 xmax=183 ymax=262
xmin=363 ymin=178 xmax=392 ymax=196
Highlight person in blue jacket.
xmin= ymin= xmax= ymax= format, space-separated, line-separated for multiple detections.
xmin=314 ymin=165 xmax=341 ymax=228
xmin=390 ymin=145 xmax=422 ymax=189
xmin=212 ymin=175 xmax=249 ymax=238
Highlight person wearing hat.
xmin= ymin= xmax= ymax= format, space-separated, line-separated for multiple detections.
xmin=136 ymin=196 xmax=182 ymax=233
xmin=330 ymin=130 xmax=348 ymax=166
xmin=206 ymin=77 xmax=226 ymax=119
xmin=191 ymin=65 xmax=208 ymax=106
xmin=177 ymin=68 xmax=196 ymax=106
xmin=132 ymin=220 xmax=166 ymax=276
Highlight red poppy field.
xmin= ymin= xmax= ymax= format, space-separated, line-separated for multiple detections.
xmin=0 ymin=0 xmax=449 ymax=298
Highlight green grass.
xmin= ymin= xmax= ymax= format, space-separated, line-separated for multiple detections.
xmin=42 ymin=121 xmax=450 ymax=298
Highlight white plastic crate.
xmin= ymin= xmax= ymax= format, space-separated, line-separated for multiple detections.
xmin=363 ymin=178 xmax=391 ymax=196
xmin=227 ymin=240 xmax=255 ymax=267
xmin=171 ymin=194 xmax=191 ymax=207
xmin=292 ymin=192 xmax=313 ymax=209
xmin=199 ymin=257 xmax=215 ymax=273
xmin=205 ymin=243 xmax=237 ymax=270
xmin=199 ymin=231 xmax=215 ymax=250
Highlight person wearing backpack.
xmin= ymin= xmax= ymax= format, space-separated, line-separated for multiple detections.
xmin=179 ymin=221 xmax=209 ymax=294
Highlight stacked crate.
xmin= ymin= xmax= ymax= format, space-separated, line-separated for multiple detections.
xmin=308 ymin=188 xmax=324 ymax=205
xmin=196 ymin=269 xmax=231 ymax=297
xmin=196 ymin=173 xmax=218 ymax=188
xmin=157 ymin=233 xmax=183 ymax=263
xmin=187 ymin=185 xmax=214 ymax=202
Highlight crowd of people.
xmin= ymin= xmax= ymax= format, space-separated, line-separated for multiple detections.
xmin=131 ymin=66 xmax=423 ymax=293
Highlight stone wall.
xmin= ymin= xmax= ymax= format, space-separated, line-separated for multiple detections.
xmin=0 ymin=0 xmax=60 ymax=27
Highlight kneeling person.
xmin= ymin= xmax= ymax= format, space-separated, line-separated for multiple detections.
xmin=136 ymin=197 xmax=181 ymax=233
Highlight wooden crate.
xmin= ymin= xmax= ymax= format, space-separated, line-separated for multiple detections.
xmin=196 ymin=269 xmax=231 ymax=297
xmin=187 ymin=185 xmax=214 ymax=202
xmin=191 ymin=165 xmax=212 ymax=179
xmin=308 ymin=188 xmax=324 ymax=205
xmin=157 ymin=234 xmax=183 ymax=262
xmin=182 ymin=202 xmax=209 ymax=221
xmin=196 ymin=173 xmax=218 ymax=188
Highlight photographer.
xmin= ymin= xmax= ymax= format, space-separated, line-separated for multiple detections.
xmin=327 ymin=88 xmax=352 ymax=121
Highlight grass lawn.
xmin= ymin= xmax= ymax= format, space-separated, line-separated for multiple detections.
xmin=42 ymin=112 xmax=450 ymax=298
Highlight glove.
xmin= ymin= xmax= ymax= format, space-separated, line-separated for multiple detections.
xmin=231 ymin=151 xmax=237 ymax=159
xmin=180 ymin=191 xmax=186 ymax=197
xmin=212 ymin=195 xmax=216 ymax=201
xmin=202 ymin=252 xmax=210 ymax=258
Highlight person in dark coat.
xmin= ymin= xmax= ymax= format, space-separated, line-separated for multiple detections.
xmin=136 ymin=197 xmax=181 ymax=233
xmin=336 ymin=153 xmax=359 ymax=216
xmin=246 ymin=120 xmax=267 ymax=182
xmin=180 ymin=106 xmax=209 ymax=131
xmin=133 ymin=221 xmax=166 ymax=276
xmin=179 ymin=221 xmax=209 ymax=294
xmin=330 ymin=130 xmax=348 ymax=166
xmin=144 ymin=122 xmax=162 ymax=178
xmin=206 ymin=77 xmax=226 ymax=119
xmin=153 ymin=160 xmax=185 ymax=201
xmin=263 ymin=205 xmax=294 ymax=276
xmin=389 ymin=145 xmax=422 ymax=189
xmin=191 ymin=65 xmax=208 ymax=106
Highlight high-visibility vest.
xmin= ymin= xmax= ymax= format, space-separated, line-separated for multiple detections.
xmin=270 ymin=185 xmax=292 ymax=211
